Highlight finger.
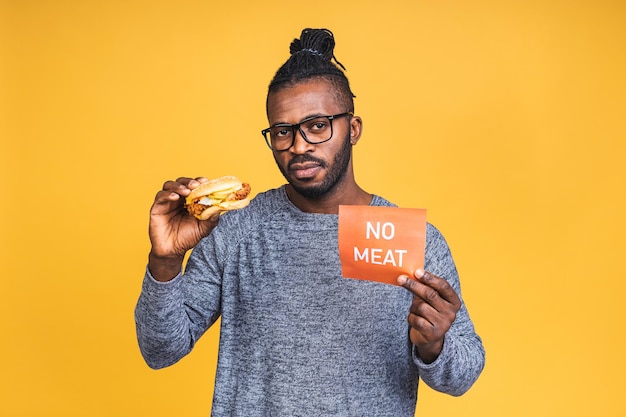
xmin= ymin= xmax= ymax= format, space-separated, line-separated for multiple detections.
xmin=407 ymin=311 xmax=437 ymax=341
xmin=408 ymin=295 xmax=455 ymax=348
xmin=173 ymin=177 xmax=200 ymax=190
xmin=152 ymin=180 xmax=190 ymax=212
xmin=150 ymin=193 xmax=184 ymax=219
xmin=175 ymin=176 xmax=209 ymax=190
xmin=154 ymin=189 xmax=181 ymax=203
xmin=414 ymin=269 xmax=461 ymax=308
xmin=162 ymin=179 xmax=195 ymax=197
xmin=174 ymin=176 xmax=194 ymax=185
xmin=399 ymin=274 xmax=454 ymax=317
xmin=398 ymin=274 xmax=427 ymax=299
xmin=398 ymin=274 xmax=443 ymax=306
xmin=409 ymin=297 xmax=439 ymax=326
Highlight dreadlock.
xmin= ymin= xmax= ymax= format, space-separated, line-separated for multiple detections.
xmin=267 ymin=28 xmax=356 ymax=113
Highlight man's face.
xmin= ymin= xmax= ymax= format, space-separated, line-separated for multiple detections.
xmin=266 ymin=79 xmax=357 ymax=199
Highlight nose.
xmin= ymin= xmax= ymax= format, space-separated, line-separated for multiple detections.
xmin=289 ymin=127 xmax=314 ymax=154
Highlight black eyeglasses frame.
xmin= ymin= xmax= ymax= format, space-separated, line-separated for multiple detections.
xmin=261 ymin=112 xmax=353 ymax=151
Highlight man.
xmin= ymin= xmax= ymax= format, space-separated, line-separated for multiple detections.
xmin=135 ymin=28 xmax=485 ymax=416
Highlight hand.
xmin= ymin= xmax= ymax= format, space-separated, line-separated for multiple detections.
xmin=397 ymin=269 xmax=461 ymax=363
xmin=148 ymin=177 xmax=220 ymax=281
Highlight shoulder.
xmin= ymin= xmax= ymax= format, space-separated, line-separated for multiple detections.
xmin=372 ymin=195 xmax=448 ymax=245
xmin=217 ymin=186 xmax=284 ymax=226
xmin=371 ymin=195 xmax=449 ymax=249
xmin=424 ymin=222 xmax=461 ymax=288
xmin=426 ymin=222 xmax=448 ymax=247
xmin=203 ymin=186 xmax=289 ymax=244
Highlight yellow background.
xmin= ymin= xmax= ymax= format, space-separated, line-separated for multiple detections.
xmin=2 ymin=1 xmax=625 ymax=416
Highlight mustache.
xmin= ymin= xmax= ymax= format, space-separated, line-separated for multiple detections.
xmin=288 ymin=154 xmax=327 ymax=169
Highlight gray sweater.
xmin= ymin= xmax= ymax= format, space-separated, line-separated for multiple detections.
xmin=135 ymin=186 xmax=485 ymax=416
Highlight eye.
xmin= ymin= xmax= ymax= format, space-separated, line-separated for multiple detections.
xmin=271 ymin=127 xmax=292 ymax=138
xmin=305 ymin=118 xmax=330 ymax=132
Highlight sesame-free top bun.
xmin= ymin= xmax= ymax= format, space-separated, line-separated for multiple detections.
xmin=185 ymin=176 xmax=251 ymax=220
xmin=186 ymin=176 xmax=243 ymax=202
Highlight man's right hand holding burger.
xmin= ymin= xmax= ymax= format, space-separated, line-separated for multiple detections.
xmin=147 ymin=176 xmax=251 ymax=282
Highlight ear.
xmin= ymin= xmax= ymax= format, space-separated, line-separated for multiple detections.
xmin=349 ymin=115 xmax=363 ymax=145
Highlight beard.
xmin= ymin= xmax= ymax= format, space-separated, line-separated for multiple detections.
xmin=274 ymin=131 xmax=352 ymax=199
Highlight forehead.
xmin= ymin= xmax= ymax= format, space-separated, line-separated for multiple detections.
xmin=267 ymin=79 xmax=344 ymax=124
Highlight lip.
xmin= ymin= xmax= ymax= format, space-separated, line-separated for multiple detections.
xmin=289 ymin=162 xmax=323 ymax=179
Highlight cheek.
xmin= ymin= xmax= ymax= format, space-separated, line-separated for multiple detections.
xmin=272 ymin=151 xmax=288 ymax=167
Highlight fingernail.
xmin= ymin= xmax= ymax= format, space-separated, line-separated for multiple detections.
xmin=415 ymin=269 xmax=425 ymax=278
xmin=397 ymin=275 xmax=408 ymax=285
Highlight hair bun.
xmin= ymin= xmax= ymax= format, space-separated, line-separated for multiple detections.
xmin=289 ymin=28 xmax=345 ymax=70
xmin=268 ymin=27 xmax=356 ymax=105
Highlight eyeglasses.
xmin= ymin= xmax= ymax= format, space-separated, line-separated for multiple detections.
xmin=261 ymin=112 xmax=353 ymax=151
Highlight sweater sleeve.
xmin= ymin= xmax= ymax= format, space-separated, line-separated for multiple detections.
xmin=134 ymin=269 xmax=194 ymax=369
xmin=134 ymin=195 xmax=262 ymax=370
xmin=413 ymin=224 xmax=486 ymax=396
xmin=134 ymin=240 xmax=223 ymax=369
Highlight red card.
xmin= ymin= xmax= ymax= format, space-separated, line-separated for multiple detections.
xmin=338 ymin=205 xmax=427 ymax=286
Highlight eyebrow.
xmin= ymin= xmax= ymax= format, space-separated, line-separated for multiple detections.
xmin=270 ymin=113 xmax=330 ymax=127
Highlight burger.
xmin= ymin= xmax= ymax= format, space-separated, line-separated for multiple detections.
xmin=185 ymin=176 xmax=252 ymax=220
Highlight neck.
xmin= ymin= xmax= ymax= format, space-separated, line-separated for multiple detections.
xmin=285 ymin=177 xmax=372 ymax=214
